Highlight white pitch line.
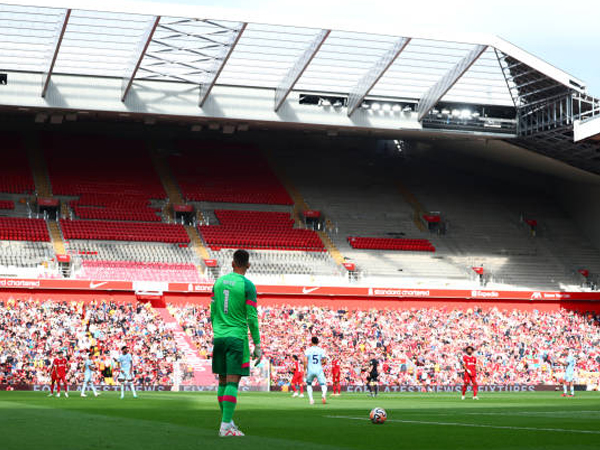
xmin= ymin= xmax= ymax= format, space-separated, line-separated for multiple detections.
xmin=325 ymin=415 xmax=600 ymax=435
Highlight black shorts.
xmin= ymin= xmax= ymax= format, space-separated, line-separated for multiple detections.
xmin=367 ymin=372 xmax=379 ymax=383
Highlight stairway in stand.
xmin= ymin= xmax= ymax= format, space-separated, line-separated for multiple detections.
xmin=150 ymin=146 xmax=210 ymax=274
xmin=25 ymin=134 xmax=52 ymax=198
xmin=25 ymin=134 xmax=68 ymax=257
xmin=154 ymin=306 xmax=216 ymax=386
xmin=264 ymin=149 xmax=346 ymax=265
xmin=47 ymin=221 xmax=66 ymax=255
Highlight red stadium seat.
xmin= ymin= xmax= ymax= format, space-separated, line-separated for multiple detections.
xmin=171 ymin=141 xmax=293 ymax=205
xmin=0 ymin=217 xmax=50 ymax=241
xmin=60 ymin=219 xmax=189 ymax=243
xmin=199 ymin=210 xmax=324 ymax=251
xmin=347 ymin=236 xmax=435 ymax=252
xmin=42 ymin=133 xmax=166 ymax=222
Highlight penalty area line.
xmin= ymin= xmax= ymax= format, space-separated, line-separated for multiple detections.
xmin=325 ymin=415 xmax=600 ymax=435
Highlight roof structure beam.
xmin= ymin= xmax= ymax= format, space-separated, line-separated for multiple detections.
xmin=121 ymin=16 xmax=161 ymax=102
xmin=347 ymin=36 xmax=411 ymax=117
xmin=198 ymin=22 xmax=247 ymax=107
xmin=274 ymin=29 xmax=330 ymax=112
xmin=41 ymin=8 xmax=70 ymax=98
xmin=416 ymin=44 xmax=488 ymax=121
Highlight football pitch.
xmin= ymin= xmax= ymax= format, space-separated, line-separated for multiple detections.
xmin=2 ymin=391 xmax=600 ymax=450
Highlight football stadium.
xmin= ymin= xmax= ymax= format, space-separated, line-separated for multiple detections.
xmin=1 ymin=0 xmax=600 ymax=448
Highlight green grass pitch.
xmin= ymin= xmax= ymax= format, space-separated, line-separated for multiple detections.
xmin=2 ymin=391 xmax=600 ymax=450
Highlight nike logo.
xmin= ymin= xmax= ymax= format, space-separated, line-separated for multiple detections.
xmin=89 ymin=281 xmax=109 ymax=289
xmin=302 ymin=287 xmax=319 ymax=295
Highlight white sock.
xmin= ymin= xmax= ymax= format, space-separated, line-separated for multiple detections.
xmin=130 ymin=382 xmax=137 ymax=397
xmin=81 ymin=382 xmax=87 ymax=394
xmin=571 ymin=385 xmax=574 ymax=395
xmin=91 ymin=384 xmax=98 ymax=395
xmin=121 ymin=384 xmax=125 ymax=396
xmin=321 ymin=384 xmax=327 ymax=397
xmin=307 ymin=385 xmax=314 ymax=402
xmin=563 ymin=385 xmax=567 ymax=394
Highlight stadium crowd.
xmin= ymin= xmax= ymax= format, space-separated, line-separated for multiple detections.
xmin=0 ymin=298 xmax=182 ymax=386
xmin=170 ymin=303 xmax=600 ymax=387
xmin=2 ymin=298 xmax=600 ymax=388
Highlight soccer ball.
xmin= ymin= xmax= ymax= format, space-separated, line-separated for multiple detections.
xmin=369 ymin=407 xmax=387 ymax=424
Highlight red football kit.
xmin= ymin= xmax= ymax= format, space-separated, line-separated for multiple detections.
xmin=291 ymin=360 xmax=304 ymax=395
xmin=462 ymin=354 xmax=478 ymax=397
xmin=51 ymin=357 xmax=69 ymax=394
xmin=331 ymin=360 xmax=341 ymax=381
xmin=53 ymin=358 xmax=68 ymax=380
xmin=331 ymin=359 xmax=341 ymax=395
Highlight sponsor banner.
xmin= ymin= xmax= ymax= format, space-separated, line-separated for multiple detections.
xmin=2 ymin=384 xmax=267 ymax=392
xmin=0 ymin=277 xmax=599 ymax=301
xmin=273 ymin=384 xmax=563 ymax=393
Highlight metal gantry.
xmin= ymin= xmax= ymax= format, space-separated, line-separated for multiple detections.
xmin=198 ymin=21 xmax=247 ymax=107
xmin=274 ymin=29 xmax=330 ymax=112
xmin=121 ymin=16 xmax=160 ymax=102
xmin=346 ymin=36 xmax=411 ymax=117
xmin=416 ymin=44 xmax=488 ymax=121
xmin=41 ymin=8 xmax=70 ymax=98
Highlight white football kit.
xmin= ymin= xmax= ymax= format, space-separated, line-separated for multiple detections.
xmin=305 ymin=346 xmax=327 ymax=385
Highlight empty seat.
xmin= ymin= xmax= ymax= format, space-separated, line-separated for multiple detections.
xmin=347 ymin=236 xmax=435 ymax=252
xmin=60 ymin=219 xmax=189 ymax=243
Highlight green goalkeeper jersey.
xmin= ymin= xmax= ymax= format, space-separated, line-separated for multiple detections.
xmin=211 ymin=272 xmax=260 ymax=346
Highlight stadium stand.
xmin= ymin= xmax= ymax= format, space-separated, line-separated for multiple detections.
xmin=42 ymin=133 xmax=166 ymax=222
xmin=0 ymin=217 xmax=50 ymax=242
xmin=0 ymin=240 xmax=54 ymax=268
xmin=348 ymin=237 xmax=435 ymax=252
xmin=66 ymin=241 xmax=197 ymax=264
xmin=0 ymin=200 xmax=14 ymax=210
xmin=60 ymin=220 xmax=189 ymax=243
xmin=0 ymin=134 xmax=35 ymax=194
xmin=272 ymin=143 xmax=600 ymax=290
xmin=199 ymin=210 xmax=324 ymax=251
xmin=170 ymin=141 xmax=293 ymax=205
xmin=76 ymin=260 xmax=205 ymax=282
xmin=207 ymin=248 xmax=341 ymax=282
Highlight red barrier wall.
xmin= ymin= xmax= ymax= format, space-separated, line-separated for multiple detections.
xmin=2 ymin=288 xmax=600 ymax=312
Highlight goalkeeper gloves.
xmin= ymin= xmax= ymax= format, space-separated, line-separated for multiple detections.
xmin=252 ymin=347 xmax=263 ymax=366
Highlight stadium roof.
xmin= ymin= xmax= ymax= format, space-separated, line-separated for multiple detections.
xmin=1 ymin=0 xmax=599 ymax=174
xmin=0 ymin=0 xmax=587 ymax=110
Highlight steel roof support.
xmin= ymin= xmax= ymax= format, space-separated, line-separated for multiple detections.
xmin=274 ymin=29 xmax=330 ymax=112
xmin=198 ymin=22 xmax=247 ymax=107
xmin=347 ymin=37 xmax=411 ymax=117
xmin=41 ymin=9 xmax=70 ymax=98
xmin=121 ymin=16 xmax=161 ymax=102
xmin=416 ymin=44 xmax=487 ymax=121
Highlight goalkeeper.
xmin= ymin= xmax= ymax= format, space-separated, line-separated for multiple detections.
xmin=210 ymin=249 xmax=261 ymax=437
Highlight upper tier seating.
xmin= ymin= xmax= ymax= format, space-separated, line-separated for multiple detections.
xmin=199 ymin=210 xmax=324 ymax=251
xmin=348 ymin=236 xmax=435 ymax=252
xmin=43 ymin=133 xmax=165 ymax=221
xmin=70 ymin=194 xmax=162 ymax=222
xmin=0 ymin=217 xmax=50 ymax=242
xmin=76 ymin=260 xmax=205 ymax=282
xmin=0 ymin=200 xmax=15 ymax=210
xmin=171 ymin=141 xmax=293 ymax=205
xmin=60 ymin=219 xmax=189 ymax=243
xmin=0 ymin=135 xmax=35 ymax=194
